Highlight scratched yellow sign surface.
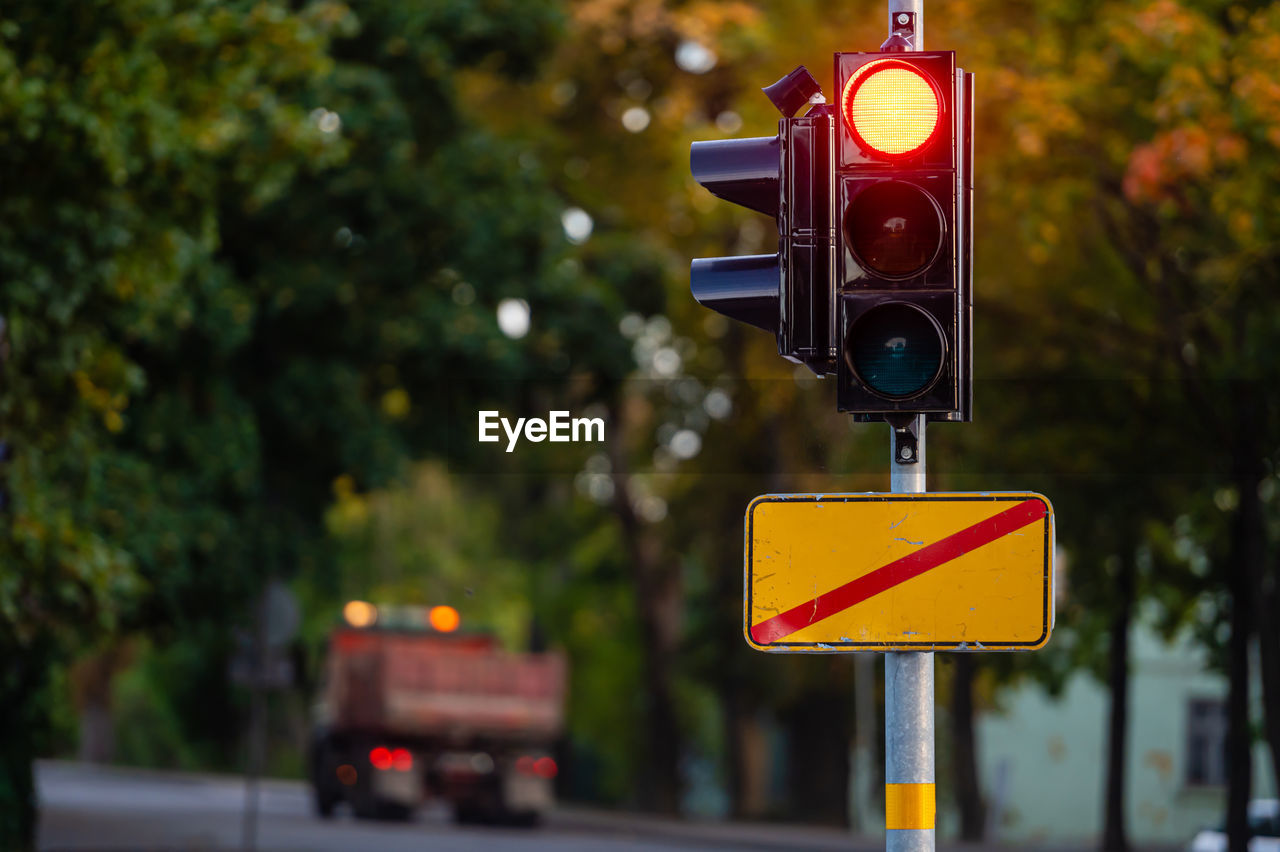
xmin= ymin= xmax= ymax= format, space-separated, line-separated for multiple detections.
xmin=745 ymin=493 xmax=1054 ymax=652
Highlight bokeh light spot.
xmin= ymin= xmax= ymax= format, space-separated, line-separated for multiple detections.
xmin=497 ymin=299 xmax=530 ymax=339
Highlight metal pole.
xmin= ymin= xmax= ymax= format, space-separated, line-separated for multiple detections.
xmin=882 ymin=0 xmax=932 ymax=838
xmin=242 ymin=594 xmax=266 ymax=852
xmin=886 ymin=414 xmax=934 ymax=852
xmin=876 ymin=3 xmax=934 ymax=846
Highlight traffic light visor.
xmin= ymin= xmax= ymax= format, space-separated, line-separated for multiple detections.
xmin=842 ymin=60 xmax=940 ymax=158
xmin=690 ymin=136 xmax=780 ymax=218
xmin=845 ymin=302 xmax=944 ymax=399
xmin=690 ymin=254 xmax=780 ymax=332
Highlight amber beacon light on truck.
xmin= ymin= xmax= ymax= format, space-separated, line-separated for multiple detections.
xmin=342 ymin=600 xmax=460 ymax=633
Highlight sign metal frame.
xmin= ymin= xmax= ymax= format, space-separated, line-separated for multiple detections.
xmin=745 ymin=491 xmax=1054 ymax=653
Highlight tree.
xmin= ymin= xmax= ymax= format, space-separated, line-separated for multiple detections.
xmin=0 ymin=0 xmax=570 ymax=845
xmin=941 ymin=2 xmax=1280 ymax=847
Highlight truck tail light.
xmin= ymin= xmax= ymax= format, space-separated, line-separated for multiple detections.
xmin=369 ymin=747 xmax=393 ymax=771
xmin=516 ymin=755 xmax=558 ymax=779
xmin=369 ymin=746 xmax=413 ymax=772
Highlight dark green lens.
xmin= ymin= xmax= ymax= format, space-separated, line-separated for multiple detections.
xmin=844 ymin=181 xmax=943 ymax=278
xmin=846 ymin=303 xmax=944 ymax=399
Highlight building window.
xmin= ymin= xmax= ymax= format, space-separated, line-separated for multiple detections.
xmin=1185 ymin=698 xmax=1228 ymax=787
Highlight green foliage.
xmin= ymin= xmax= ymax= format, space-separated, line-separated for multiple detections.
xmin=0 ymin=0 xmax=576 ymax=843
xmin=0 ymin=0 xmax=575 ymax=670
xmin=112 ymin=640 xmax=217 ymax=773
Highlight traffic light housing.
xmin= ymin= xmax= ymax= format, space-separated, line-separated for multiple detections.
xmin=835 ymin=51 xmax=972 ymax=421
xmin=690 ymin=55 xmax=972 ymax=421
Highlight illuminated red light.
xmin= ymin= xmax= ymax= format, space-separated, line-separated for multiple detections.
xmin=842 ymin=60 xmax=941 ymax=158
xmin=533 ymin=757 xmax=558 ymax=779
xmin=391 ymin=748 xmax=413 ymax=772
xmin=369 ymin=746 xmax=393 ymax=771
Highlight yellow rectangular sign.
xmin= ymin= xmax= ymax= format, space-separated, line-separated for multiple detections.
xmin=746 ymin=492 xmax=1053 ymax=652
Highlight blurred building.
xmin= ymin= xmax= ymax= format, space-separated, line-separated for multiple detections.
xmin=974 ymin=624 xmax=1277 ymax=846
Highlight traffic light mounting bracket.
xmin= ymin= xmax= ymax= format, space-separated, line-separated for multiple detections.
xmin=886 ymin=412 xmax=922 ymax=466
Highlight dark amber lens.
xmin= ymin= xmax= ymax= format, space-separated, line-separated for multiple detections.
xmin=844 ymin=182 xmax=943 ymax=278
xmin=846 ymin=302 xmax=944 ymax=399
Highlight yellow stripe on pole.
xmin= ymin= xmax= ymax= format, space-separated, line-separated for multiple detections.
xmin=885 ymin=783 xmax=935 ymax=830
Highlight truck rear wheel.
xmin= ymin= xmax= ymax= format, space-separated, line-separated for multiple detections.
xmin=308 ymin=737 xmax=340 ymax=819
xmin=313 ymin=786 xmax=338 ymax=819
xmin=452 ymin=800 xmax=540 ymax=828
xmin=504 ymin=809 xmax=541 ymax=828
xmin=353 ymin=795 xmax=412 ymax=821
xmin=452 ymin=802 xmax=483 ymax=825
xmin=378 ymin=800 xmax=413 ymax=821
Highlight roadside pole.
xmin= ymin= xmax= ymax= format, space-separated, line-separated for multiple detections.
xmin=886 ymin=415 xmax=933 ymax=852
xmin=234 ymin=581 xmax=299 ymax=851
xmin=884 ymin=3 xmax=934 ymax=848
xmin=241 ymin=594 xmax=266 ymax=852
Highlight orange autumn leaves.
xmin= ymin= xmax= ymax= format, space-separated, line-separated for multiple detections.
xmin=1115 ymin=2 xmax=1278 ymax=209
xmin=1124 ymin=124 xmax=1246 ymax=205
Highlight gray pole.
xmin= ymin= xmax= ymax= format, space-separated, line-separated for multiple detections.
xmin=242 ymin=593 xmax=267 ymax=852
xmin=886 ymin=414 xmax=933 ymax=852
xmin=883 ymin=0 xmax=934 ymax=842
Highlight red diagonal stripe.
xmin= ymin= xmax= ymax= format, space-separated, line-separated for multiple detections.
xmin=750 ymin=498 xmax=1047 ymax=645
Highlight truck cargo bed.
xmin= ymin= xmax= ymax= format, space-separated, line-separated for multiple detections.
xmin=325 ymin=629 xmax=567 ymax=741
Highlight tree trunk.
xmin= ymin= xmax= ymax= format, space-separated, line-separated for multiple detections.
xmin=1226 ymin=557 xmax=1252 ymax=852
xmin=783 ymin=672 xmax=852 ymax=825
xmin=1101 ymin=555 xmax=1133 ymax=852
xmin=733 ymin=710 xmax=772 ymax=818
xmin=608 ymin=398 xmax=683 ymax=814
xmin=712 ymin=327 xmax=785 ymax=820
xmin=0 ymin=736 xmax=36 ymax=852
xmin=1225 ymin=429 xmax=1261 ymax=852
xmin=632 ymin=566 xmax=683 ymax=814
xmin=722 ymin=688 xmax=746 ymax=818
xmin=951 ymin=654 xmax=985 ymax=840
xmin=0 ymin=643 xmax=49 ymax=851
xmin=850 ymin=655 xmax=877 ymax=831
xmin=1255 ymin=528 xmax=1280 ymax=797
xmin=70 ymin=641 xmax=132 ymax=764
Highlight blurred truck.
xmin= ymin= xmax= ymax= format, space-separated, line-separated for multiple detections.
xmin=307 ymin=603 xmax=567 ymax=824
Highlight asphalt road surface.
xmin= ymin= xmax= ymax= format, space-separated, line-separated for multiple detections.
xmin=37 ymin=761 xmax=870 ymax=852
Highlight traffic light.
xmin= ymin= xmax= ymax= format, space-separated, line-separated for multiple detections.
xmin=690 ymin=67 xmax=836 ymax=375
xmin=690 ymin=54 xmax=972 ymax=419
xmin=835 ymin=51 xmax=972 ymax=421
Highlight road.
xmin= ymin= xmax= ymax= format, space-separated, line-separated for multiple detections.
xmin=36 ymin=761 xmax=872 ymax=852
